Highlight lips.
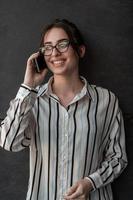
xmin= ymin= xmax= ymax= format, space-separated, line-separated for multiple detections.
xmin=51 ymin=59 xmax=66 ymax=66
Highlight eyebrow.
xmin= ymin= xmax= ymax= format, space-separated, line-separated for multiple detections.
xmin=44 ymin=38 xmax=69 ymax=45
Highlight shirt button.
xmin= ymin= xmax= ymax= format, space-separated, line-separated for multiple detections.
xmin=65 ymin=113 xmax=69 ymax=118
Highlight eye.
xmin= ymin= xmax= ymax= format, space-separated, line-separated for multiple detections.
xmin=44 ymin=45 xmax=53 ymax=50
xmin=58 ymin=40 xmax=69 ymax=49
xmin=40 ymin=45 xmax=52 ymax=54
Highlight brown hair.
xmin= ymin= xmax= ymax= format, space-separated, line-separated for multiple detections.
xmin=40 ymin=18 xmax=85 ymax=56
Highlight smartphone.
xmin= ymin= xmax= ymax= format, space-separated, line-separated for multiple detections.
xmin=33 ymin=52 xmax=47 ymax=73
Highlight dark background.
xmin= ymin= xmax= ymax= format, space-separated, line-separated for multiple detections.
xmin=0 ymin=0 xmax=133 ymax=199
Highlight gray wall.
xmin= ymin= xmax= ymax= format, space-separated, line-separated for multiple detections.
xmin=0 ymin=0 xmax=133 ymax=199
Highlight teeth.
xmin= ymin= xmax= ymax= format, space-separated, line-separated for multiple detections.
xmin=53 ymin=60 xmax=64 ymax=64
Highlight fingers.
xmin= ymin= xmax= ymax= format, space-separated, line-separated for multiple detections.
xmin=63 ymin=178 xmax=91 ymax=200
xmin=27 ymin=52 xmax=39 ymax=67
xmin=64 ymin=185 xmax=84 ymax=199
xmin=28 ymin=52 xmax=39 ymax=62
xmin=65 ymin=184 xmax=78 ymax=196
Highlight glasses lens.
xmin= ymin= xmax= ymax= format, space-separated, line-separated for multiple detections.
xmin=57 ymin=40 xmax=70 ymax=53
xmin=40 ymin=45 xmax=53 ymax=56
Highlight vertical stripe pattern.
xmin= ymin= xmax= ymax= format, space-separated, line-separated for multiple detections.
xmin=0 ymin=77 xmax=127 ymax=200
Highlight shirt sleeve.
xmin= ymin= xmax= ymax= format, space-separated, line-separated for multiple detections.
xmin=88 ymin=98 xmax=128 ymax=190
xmin=0 ymin=85 xmax=37 ymax=152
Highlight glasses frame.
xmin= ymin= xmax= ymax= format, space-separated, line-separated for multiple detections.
xmin=40 ymin=39 xmax=71 ymax=56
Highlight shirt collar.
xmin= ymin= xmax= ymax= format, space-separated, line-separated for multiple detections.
xmin=80 ymin=76 xmax=95 ymax=101
xmin=38 ymin=76 xmax=95 ymax=102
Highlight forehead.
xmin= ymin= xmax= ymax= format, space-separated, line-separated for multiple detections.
xmin=43 ymin=27 xmax=69 ymax=44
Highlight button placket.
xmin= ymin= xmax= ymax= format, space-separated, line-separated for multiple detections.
xmin=62 ymin=110 xmax=69 ymax=195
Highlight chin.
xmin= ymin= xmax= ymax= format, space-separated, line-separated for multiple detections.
xmin=53 ymin=72 xmax=67 ymax=76
xmin=51 ymin=68 xmax=68 ymax=75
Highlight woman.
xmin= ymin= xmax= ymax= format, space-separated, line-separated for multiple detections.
xmin=0 ymin=19 xmax=127 ymax=200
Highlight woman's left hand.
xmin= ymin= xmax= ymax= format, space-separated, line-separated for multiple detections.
xmin=63 ymin=178 xmax=93 ymax=200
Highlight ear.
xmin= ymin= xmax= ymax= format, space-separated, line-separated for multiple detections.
xmin=78 ymin=45 xmax=86 ymax=58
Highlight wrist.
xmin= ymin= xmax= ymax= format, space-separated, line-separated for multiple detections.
xmin=23 ymin=81 xmax=36 ymax=89
xmin=84 ymin=177 xmax=94 ymax=191
xmin=21 ymin=83 xmax=37 ymax=93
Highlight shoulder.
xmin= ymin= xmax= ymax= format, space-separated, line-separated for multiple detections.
xmin=89 ymin=84 xmax=117 ymax=99
xmin=87 ymin=83 xmax=119 ymax=109
xmin=88 ymin=84 xmax=120 ymax=119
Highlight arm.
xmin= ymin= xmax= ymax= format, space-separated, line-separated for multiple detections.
xmin=0 ymin=86 xmax=37 ymax=152
xmin=0 ymin=52 xmax=48 ymax=152
xmin=88 ymin=99 xmax=127 ymax=190
xmin=64 ymin=98 xmax=127 ymax=199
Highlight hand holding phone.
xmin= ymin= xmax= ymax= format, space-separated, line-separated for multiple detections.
xmin=33 ymin=51 xmax=47 ymax=73
xmin=23 ymin=51 xmax=48 ymax=88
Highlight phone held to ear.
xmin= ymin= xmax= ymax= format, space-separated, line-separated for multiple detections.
xmin=33 ymin=52 xmax=47 ymax=73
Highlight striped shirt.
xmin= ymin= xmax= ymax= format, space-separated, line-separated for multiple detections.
xmin=0 ymin=76 xmax=127 ymax=200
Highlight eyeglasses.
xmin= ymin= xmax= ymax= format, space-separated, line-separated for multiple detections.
xmin=40 ymin=39 xmax=70 ymax=56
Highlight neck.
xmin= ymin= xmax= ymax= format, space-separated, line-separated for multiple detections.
xmin=52 ymin=74 xmax=84 ymax=96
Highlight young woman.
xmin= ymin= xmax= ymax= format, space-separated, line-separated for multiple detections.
xmin=0 ymin=19 xmax=127 ymax=200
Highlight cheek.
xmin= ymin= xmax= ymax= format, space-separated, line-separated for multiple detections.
xmin=68 ymin=52 xmax=79 ymax=65
xmin=68 ymin=48 xmax=79 ymax=61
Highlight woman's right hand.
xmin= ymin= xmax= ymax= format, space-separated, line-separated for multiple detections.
xmin=23 ymin=52 xmax=48 ymax=88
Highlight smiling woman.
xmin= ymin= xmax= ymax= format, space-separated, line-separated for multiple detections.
xmin=0 ymin=18 xmax=127 ymax=200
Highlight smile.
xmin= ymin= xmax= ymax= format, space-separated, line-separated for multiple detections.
xmin=52 ymin=60 xmax=65 ymax=65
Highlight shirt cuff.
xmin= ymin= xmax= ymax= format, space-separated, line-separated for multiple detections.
xmin=88 ymin=171 xmax=103 ymax=190
xmin=15 ymin=84 xmax=37 ymax=102
xmin=84 ymin=177 xmax=95 ymax=191
xmin=21 ymin=83 xmax=38 ymax=93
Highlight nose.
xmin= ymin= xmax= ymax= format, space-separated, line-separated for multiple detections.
xmin=51 ymin=47 xmax=61 ymax=56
